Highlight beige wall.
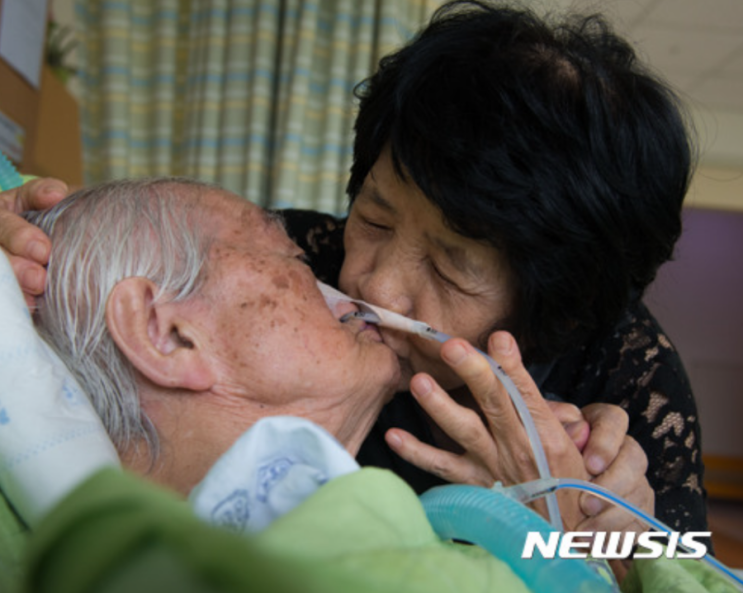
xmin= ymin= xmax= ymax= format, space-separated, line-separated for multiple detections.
xmin=690 ymin=167 xmax=743 ymax=213
xmin=690 ymin=107 xmax=743 ymax=213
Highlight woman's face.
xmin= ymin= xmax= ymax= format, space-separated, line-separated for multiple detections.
xmin=339 ymin=148 xmax=515 ymax=391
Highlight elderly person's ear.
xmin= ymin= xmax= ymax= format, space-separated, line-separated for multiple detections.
xmin=106 ymin=277 xmax=215 ymax=391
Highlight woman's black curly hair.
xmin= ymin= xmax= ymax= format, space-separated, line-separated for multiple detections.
xmin=347 ymin=0 xmax=695 ymax=363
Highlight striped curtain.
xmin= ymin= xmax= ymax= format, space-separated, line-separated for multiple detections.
xmin=76 ymin=0 xmax=439 ymax=213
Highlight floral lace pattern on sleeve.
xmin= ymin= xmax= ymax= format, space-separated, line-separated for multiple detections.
xmin=543 ymin=300 xmax=708 ymax=534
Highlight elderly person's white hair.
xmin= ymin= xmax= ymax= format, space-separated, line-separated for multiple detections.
xmin=23 ymin=177 xmax=216 ymax=458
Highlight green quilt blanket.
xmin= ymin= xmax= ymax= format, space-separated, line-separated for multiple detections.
xmin=0 ymin=467 xmax=739 ymax=593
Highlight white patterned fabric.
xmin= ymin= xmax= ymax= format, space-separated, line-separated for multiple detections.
xmin=189 ymin=415 xmax=360 ymax=533
xmin=0 ymin=252 xmax=119 ymax=527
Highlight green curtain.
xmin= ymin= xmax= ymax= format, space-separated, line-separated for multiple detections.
xmin=76 ymin=0 xmax=439 ymax=213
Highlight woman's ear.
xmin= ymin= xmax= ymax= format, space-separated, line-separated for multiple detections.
xmin=106 ymin=278 xmax=215 ymax=391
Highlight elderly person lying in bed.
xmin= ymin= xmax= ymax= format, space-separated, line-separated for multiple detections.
xmin=0 ymin=175 xmax=606 ymax=523
xmin=7 ymin=177 xmax=401 ymax=494
xmin=0 ymin=176 xmax=698 ymax=592
xmin=2 ymin=179 xmax=735 ymax=593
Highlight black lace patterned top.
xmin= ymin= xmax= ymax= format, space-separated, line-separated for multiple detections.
xmin=281 ymin=208 xmax=709 ymax=536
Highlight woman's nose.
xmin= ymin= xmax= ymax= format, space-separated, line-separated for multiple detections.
xmin=360 ymin=261 xmax=414 ymax=318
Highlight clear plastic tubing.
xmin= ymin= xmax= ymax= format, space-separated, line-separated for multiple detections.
xmin=331 ymin=287 xmax=562 ymax=530
xmin=423 ymin=327 xmax=563 ymax=531
xmin=507 ymin=477 xmax=743 ymax=591
xmin=422 ymin=477 xmax=743 ymax=592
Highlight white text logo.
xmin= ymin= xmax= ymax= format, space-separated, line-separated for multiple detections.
xmin=521 ymin=531 xmax=710 ymax=560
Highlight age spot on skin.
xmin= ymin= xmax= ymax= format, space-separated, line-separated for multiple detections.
xmin=258 ymin=295 xmax=278 ymax=310
xmin=272 ymin=274 xmax=290 ymax=289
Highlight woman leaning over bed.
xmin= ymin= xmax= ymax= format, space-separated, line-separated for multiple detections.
xmin=0 ymin=0 xmax=704 ymax=544
xmin=283 ymin=0 xmax=707 ymax=539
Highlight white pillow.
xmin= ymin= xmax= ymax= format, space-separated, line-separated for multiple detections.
xmin=0 ymin=251 xmax=119 ymax=526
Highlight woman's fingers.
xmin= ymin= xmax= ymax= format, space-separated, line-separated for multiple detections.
xmin=0 ymin=207 xmax=50 ymax=266
xmin=575 ymin=504 xmax=651 ymax=536
xmin=0 ymin=177 xmax=68 ymax=212
xmin=2 ymin=250 xmax=46 ymax=298
xmin=0 ymin=178 xmax=67 ymax=306
xmin=0 ymin=177 xmax=66 ymax=262
xmin=439 ymin=338 xmax=519 ymax=429
xmin=484 ymin=332 xmax=581 ymax=465
xmin=580 ymin=436 xmax=650 ymax=517
xmin=547 ymin=401 xmax=590 ymax=452
xmin=384 ymin=428 xmax=493 ymax=485
xmin=409 ymin=372 xmax=498 ymax=457
xmin=484 ymin=332 xmax=562 ymax=430
xmin=395 ymin=331 xmax=595 ymax=530
xmin=575 ymin=474 xmax=654 ymax=534
xmin=580 ymin=403 xmax=630 ymax=475
xmin=546 ymin=400 xmax=583 ymax=424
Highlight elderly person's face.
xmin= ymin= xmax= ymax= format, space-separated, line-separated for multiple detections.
xmin=127 ymin=189 xmax=400 ymax=492
xmin=196 ymin=190 xmax=400 ymax=412
xmin=339 ymin=148 xmax=514 ymax=391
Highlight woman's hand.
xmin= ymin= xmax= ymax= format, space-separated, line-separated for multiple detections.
xmin=386 ymin=331 xmax=653 ymax=536
xmin=576 ymin=404 xmax=654 ymax=526
xmin=386 ymin=331 xmax=590 ymax=529
xmin=0 ymin=178 xmax=67 ymax=307
xmin=545 ymin=400 xmax=590 ymax=452
xmin=547 ymin=401 xmax=655 ymax=526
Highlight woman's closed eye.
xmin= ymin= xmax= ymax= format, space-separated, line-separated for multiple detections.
xmin=429 ymin=258 xmax=491 ymax=298
xmin=358 ymin=215 xmax=391 ymax=234
xmin=430 ymin=260 xmax=459 ymax=289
